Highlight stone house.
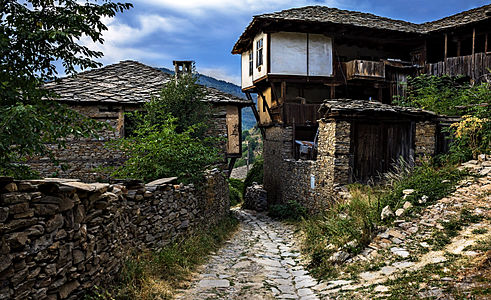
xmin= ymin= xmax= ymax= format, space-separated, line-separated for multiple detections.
xmin=27 ymin=60 xmax=252 ymax=181
xmin=232 ymin=5 xmax=491 ymax=210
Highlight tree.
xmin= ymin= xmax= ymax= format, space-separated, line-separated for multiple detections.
xmin=0 ymin=0 xmax=132 ymax=176
xmin=110 ymin=75 xmax=221 ymax=184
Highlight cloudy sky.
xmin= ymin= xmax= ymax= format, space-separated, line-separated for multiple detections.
xmin=84 ymin=0 xmax=489 ymax=85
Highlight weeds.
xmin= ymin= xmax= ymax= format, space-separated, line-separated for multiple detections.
xmin=268 ymin=200 xmax=307 ymax=221
xmin=86 ymin=214 xmax=239 ymax=300
xmin=300 ymin=162 xmax=468 ymax=280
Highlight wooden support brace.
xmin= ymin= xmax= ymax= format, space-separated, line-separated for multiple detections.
xmin=227 ymin=157 xmax=237 ymax=178
xmin=245 ymin=91 xmax=265 ymax=139
xmin=257 ymin=90 xmax=274 ymax=121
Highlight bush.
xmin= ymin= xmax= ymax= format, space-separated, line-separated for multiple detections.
xmin=228 ymin=178 xmax=244 ymax=206
xmin=243 ymin=158 xmax=263 ymax=195
xmin=229 ymin=186 xmax=241 ymax=206
xmin=110 ymin=75 xmax=221 ymax=184
xmin=268 ymin=200 xmax=307 ymax=221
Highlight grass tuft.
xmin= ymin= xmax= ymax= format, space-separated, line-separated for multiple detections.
xmin=85 ymin=214 xmax=239 ymax=300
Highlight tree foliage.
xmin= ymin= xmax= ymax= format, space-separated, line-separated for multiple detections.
xmin=0 ymin=0 xmax=132 ymax=175
xmin=145 ymin=73 xmax=212 ymax=137
xmin=111 ymin=75 xmax=221 ymax=184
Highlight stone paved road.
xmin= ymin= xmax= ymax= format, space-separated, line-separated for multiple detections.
xmin=175 ymin=209 xmax=322 ymax=300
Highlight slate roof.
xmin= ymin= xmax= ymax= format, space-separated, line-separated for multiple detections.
xmin=45 ymin=60 xmax=251 ymax=106
xmin=320 ymin=99 xmax=437 ymax=118
xmin=232 ymin=4 xmax=491 ymax=53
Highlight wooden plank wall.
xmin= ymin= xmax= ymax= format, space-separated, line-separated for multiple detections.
xmin=226 ymin=105 xmax=241 ymax=156
xmin=353 ymin=121 xmax=412 ymax=183
xmin=282 ymin=103 xmax=322 ymax=125
xmin=424 ymin=53 xmax=491 ymax=82
xmin=345 ymin=60 xmax=385 ymax=80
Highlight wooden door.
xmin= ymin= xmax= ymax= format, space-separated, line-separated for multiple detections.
xmin=353 ymin=121 xmax=413 ymax=183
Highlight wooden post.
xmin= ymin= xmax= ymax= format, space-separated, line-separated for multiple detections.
xmin=472 ymin=28 xmax=476 ymax=56
xmin=485 ymin=33 xmax=488 ymax=53
xmin=444 ymin=33 xmax=448 ymax=60
xmin=281 ymin=81 xmax=286 ymax=103
xmin=457 ymin=40 xmax=461 ymax=57
xmin=330 ymin=86 xmax=336 ymax=99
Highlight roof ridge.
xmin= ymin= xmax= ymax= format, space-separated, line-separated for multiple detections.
xmin=259 ymin=5 xmax=420 ymax=27
xmin=420 ymin=3 xmax=491 ymax=26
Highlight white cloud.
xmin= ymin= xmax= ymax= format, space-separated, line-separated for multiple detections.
xmin=137 ymin=0 xmax=338 ymax=17
xmin=79 ymin=14 xmax=191 ymax=65
xmin=199 ymin=67 xmax=241 ymax=85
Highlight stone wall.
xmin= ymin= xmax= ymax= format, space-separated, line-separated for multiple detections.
xmin=261 ymin=118 xmax=438 ymax=214
xmin=26 ymin=104 xmax=230 ymax=182
xmin=263 ymin=126 xmax=293 ymax=204
xmin=415 ymin=121 xmax=437 ymax=163
xmin=0 ymin=170 xmax=229 ymax=300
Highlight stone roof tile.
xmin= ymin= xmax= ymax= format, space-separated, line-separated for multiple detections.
xmin=45 ymin=60 xmax=251 ymax=106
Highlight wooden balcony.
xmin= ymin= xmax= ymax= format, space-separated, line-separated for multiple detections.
xmin=424 ymin=52 xmax=491 ymax=82
xmin=345 ymin=60 xmax=385 ymax=80
xmin=276 ymin=103 xmax=322 ymax=126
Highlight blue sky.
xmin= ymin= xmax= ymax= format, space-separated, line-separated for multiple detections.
xmin=82 ymin=0 xmax=490 ymax=85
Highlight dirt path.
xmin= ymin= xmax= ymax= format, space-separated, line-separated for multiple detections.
xmin=175 ymin=209 xmax=323 ymax=300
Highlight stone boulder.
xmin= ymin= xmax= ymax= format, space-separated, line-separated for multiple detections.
xmin=243 ymin=183 xmax=268 ymax=211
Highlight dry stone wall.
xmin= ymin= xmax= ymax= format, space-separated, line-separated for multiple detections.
xmin=0 ymin=170 xmax=229 ymax=300
xmin=262 ymin=119 xmax=437 ymax=214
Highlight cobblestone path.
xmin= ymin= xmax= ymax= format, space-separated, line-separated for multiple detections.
xmin=175 ymin=209 xmax=322 ymax=300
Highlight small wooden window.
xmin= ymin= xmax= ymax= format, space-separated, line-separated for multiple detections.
xmin=248 ymin=51 xmax=253 ymax=76
xmin=256 ymin=38 xmax=263 ymax=67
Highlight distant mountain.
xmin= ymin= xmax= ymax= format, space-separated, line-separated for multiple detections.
xmin=160 ymin=67 xmax=257 ymax=130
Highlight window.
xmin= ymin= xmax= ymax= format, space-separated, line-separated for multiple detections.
xmin=248 ymin=51 xmax=253 ymax=76
xmin=256 ymin=38 xmax=263 ymax=67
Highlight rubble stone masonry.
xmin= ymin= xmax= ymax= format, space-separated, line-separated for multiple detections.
xmin=27 ymin=104 xmax=230 ymax=182
xmin=415 ymin=121 xmax=437 ymax=163
xmin=0 ymin=170 xmax=229 ymax=299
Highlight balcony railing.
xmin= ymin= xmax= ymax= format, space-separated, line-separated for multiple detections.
xmin=424 ymin=52 xmax=491 ymax=82
xmin=345 ymin=60 xmax=386 ymax=80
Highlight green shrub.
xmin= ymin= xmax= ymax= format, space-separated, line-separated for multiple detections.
xmin=243 ymin=158 xmax=263 ymax=195
xmin=228 ymin=178 xmax=244 ymax=206
xmin=229 ymin=186 xmax=241 ymax=206
xmin=268 ymin=200 xmax=307 ymax=221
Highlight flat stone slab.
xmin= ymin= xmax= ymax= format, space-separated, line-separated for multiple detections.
xmin=198 ymin=279 xmax=230 ymax=288
xmin=390 ymin=247 xmax=410 ymax=258
xmin=146 ymin=177 xmax=178 ymax=186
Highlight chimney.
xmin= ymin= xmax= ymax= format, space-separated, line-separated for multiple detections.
xmin=173 ymin=60 xmax=194 ymax=79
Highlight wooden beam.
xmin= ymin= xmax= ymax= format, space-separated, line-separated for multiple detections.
xmin=280 ymin=81 xmax=286 ymax=103
xmin=444 ymin=33 xmax=448 ymax=60
xmin=244 ymin=91 xmax=265 ymax=138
